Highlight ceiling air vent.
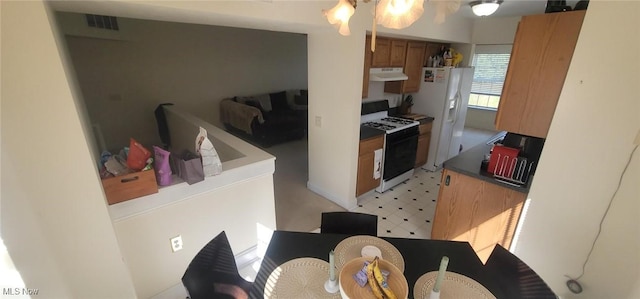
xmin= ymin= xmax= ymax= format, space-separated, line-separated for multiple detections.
xmin=85 ymin=14 xmax=119 ymax=31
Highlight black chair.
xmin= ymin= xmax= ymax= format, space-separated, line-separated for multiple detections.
xmin=182 ymin=231 xmax=252 ymax=299
xmin=320 ymin=212 xmax=378 ymax=236
xmin=484 ymin=245 xmax=557 ymax=299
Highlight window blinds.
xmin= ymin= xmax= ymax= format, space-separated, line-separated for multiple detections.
xmin=470 ymin=53 xmax=511 ymax=96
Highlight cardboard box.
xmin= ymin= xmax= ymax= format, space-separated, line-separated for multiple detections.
xmin=101 ymin=169 xmax=158 ymax=205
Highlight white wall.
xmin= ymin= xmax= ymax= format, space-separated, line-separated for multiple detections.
xmin=471 ymin=16 xmax=521 ymax=45
xmin=0 ymin=1 xmax=136 ymax=297
xmin=114 ymin=174 xmax=276 ymax=298
xmin=514 ymin=1 xmax=640 ymax=297
xmin=59 ymin=12 xmax=308 ymax=152
xmin=306 ymin=30 xmax=363 ymax=209
xmin=465 ymin=108 xmax=499 ymax=131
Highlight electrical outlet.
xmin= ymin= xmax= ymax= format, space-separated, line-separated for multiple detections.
xmin=170 ymin=235 xmax=183 ymax=252
xmin=315 ymin=116 xmax=322 ymax=128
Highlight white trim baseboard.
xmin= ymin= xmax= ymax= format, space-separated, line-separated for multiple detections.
xmin=306 ymin=181 xmax=357 ymax=211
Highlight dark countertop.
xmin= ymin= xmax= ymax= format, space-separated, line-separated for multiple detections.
xmin=359 ymin=125 xmax=385 ymax=140
xmin=418 ymin=116 xmax=435 ymax=124
xmin=443 ymin=132 xmax=531 ymax=193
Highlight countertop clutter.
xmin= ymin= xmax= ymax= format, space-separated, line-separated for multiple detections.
xmin=443 ymin=130 xmax=546 ymax=194
xmin=443 ymin=132 xmax=531 ymax=193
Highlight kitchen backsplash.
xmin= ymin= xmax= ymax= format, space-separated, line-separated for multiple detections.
xmin=362 ymin=81 xmax=403 ymax=107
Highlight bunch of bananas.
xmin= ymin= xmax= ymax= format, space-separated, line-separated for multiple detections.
xmin=366 ymin=257 xmax=397 ymax=299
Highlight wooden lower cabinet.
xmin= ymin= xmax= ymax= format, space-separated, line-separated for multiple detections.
xmin=431 ymin=169 xmax=526 ymax=263
xmin=356 ymin=135 xmax=384 ymax=197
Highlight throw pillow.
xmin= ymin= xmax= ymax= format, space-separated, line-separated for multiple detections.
xmin=255 ymin=94 xmax=272 ymax=112
xmin=269 ymin=91 xmax=289 ymax=111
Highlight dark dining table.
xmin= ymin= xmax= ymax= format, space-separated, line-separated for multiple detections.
xmin=249 ymin=231 xmax=512 ymax=299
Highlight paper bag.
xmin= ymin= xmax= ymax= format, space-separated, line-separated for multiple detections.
xmin=195 ymin=127 xmax=223 ymax=176
xmin=172 ymin=151 xmax=204 ymax=185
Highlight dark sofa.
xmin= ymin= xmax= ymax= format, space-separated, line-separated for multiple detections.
xmin=220 ymin=90 xmax=307 ymax=147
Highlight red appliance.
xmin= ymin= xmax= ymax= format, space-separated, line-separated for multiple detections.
xmin=488 ymin=145 xmax=520 ymax=176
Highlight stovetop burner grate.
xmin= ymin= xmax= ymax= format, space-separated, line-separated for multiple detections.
xmin=363 ymin=122 xmax=396 ymax=131
xmin=380 ymin=117 xmax=415 ymax=125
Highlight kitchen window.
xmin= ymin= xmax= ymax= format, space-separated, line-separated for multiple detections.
xmin=468 ymin=45 xmax=512 ymax=110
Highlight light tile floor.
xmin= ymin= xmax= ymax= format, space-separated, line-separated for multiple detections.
xmin=351 ymin=168 xmax=443 ymax=239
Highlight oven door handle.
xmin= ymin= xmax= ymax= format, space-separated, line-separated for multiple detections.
xmin=451 ymin=91 xmax=461 ymax=124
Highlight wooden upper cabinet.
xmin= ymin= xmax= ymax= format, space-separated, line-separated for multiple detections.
xmin=495 ymin=10 xmax=586 ymax=138
xmin=389 ymin=40 xmax=407 ymax=67
xmin=371 ymin=38 xmax=392 ymax=67
xmin=371 ymin=38 xmax=406 ymax=68
xmin=385 ymin=41 xmax=426 ymax=94
xmin=363 ymin=35 xmax=372 ymax=98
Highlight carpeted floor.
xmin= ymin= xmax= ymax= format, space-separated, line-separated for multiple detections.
xmin=261 ymin=137 xmax=345 ymax=232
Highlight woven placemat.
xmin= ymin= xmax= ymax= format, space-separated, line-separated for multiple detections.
xmin=263 ymin=257 xmax=341 ymax=299
xmin=413 ymin=271 xmax=496 ymax=299
xmin=334 ymin=235 xmax=405 ymax=272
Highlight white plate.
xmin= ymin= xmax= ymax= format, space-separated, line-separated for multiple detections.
xmin=360 ymin=245 xmax=382 ymax=258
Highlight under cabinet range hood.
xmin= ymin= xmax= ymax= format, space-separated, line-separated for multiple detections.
xmin=369 ymin=67 xmax=409 ymax=81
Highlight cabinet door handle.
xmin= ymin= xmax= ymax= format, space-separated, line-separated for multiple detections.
xmin=445 ymin=175 xmax=450 ymax=186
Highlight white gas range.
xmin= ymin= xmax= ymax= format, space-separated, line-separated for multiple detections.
xmin=361 ymin=100 xmax=420 ymax=193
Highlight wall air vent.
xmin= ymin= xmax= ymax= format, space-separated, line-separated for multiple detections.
xmin=86 ymin=14 xmax=119 ymax=31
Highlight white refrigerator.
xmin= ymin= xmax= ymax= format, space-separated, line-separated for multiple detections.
xmin=412 ymin=67 xmax=474 ymax=171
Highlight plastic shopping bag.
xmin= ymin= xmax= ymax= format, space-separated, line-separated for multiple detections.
xmin=153 ymin=146 xmax=173 ymax=186
xmin=195 ymin=127 xmax=222 ymax=176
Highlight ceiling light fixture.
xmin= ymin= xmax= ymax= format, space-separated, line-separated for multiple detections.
xmin=323 ymin=0 xmax=427 ymax=36
xmin=470 ymin=0 xmax=503 ymax=17
xmin=376 ymin=0 xmax=424 ymax=29
xmin=323 ymin=0 xmax=358 ymax=36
